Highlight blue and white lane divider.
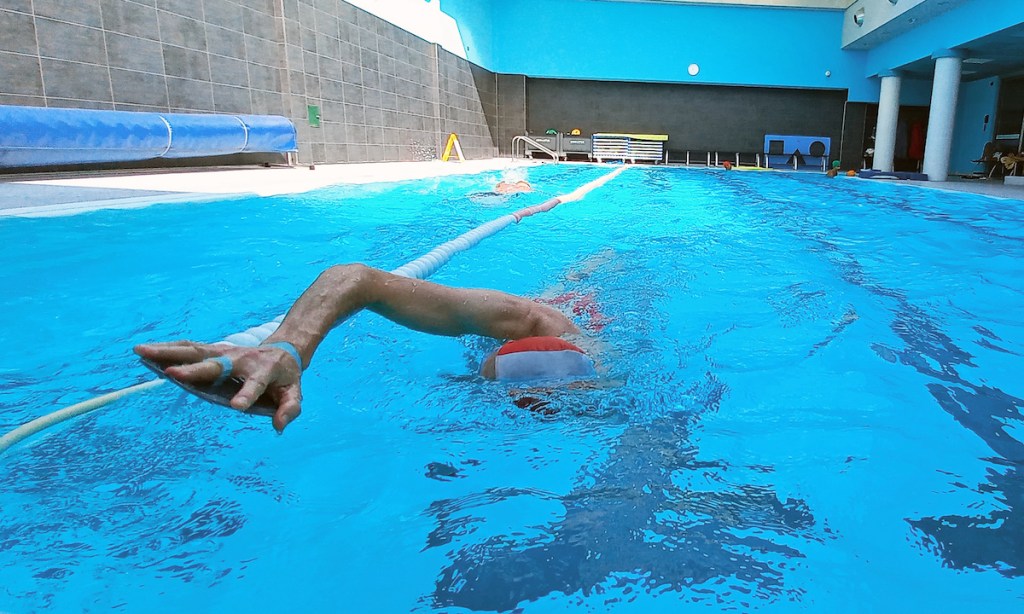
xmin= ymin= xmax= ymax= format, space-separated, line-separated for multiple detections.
xmin=0 ymin=165 xmax=628 ymax=456
xmin=222 ymin=165 xmax=627 ymax=347
xmin=219 ymin=214 xmax=531 ymax=346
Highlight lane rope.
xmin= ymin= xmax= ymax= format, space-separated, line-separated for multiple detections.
xmin=0 ymin=165 xmax=628 ymax=456
xmin=0 ymin=380 xmax=167 ymax=455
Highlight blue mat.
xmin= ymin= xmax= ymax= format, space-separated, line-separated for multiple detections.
xmin=858 ymin=170 xmax=928 ymax=181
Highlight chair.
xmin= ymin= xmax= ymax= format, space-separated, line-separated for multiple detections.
xmin=971 ymin=141 xmax=999 ymax=178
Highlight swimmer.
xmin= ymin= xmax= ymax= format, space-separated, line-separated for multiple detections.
xmin=136 ymin=264 xmax=598 ymax=432
xmin=493 ymin=180 xmax=532 ymax=194
xmin=467 ymin=179 xmax=533 ymax=205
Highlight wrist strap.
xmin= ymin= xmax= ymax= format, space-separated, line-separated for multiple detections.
xmin=262 ymin=341 xmax=304 ymax=370
xmin=204 ymin=355 xmax=234 ymax=385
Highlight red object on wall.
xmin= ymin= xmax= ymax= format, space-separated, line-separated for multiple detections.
xmin=908 ymin=122 xmax=925 ymax=160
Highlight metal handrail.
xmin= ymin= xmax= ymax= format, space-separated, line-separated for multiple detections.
xmin=512 ymin=135 xmax=559 ymax=161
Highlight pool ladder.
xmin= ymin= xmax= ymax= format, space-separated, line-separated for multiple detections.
xmin=512 ymin=135 xmax=560 ymax=161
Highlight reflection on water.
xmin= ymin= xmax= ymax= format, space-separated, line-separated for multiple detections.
xmin=422 ymin=169 xmax=1024 ymax=609
xmin=427 ymin=407 xmax=819 ymax=610
xmin=2 ymin=166 xmax=1023 ymax=610
xmin=417 ymin=242 xmax=824 ymax=610
xmin=0 ymin=403 xmax=282 ymax=604
xmin=727 ymin=172 xmax=1024 ymax=579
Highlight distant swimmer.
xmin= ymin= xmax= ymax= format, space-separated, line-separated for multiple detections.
xmin=468 ymin=180 xmax=534 ymax=206
xmin=494 ymin=180 xmax=532 ymax=194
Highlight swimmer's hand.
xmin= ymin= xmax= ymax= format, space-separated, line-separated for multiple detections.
xmin=134 ymin=340 xmax=303 ymax=432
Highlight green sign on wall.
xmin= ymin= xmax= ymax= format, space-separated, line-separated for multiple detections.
xmin=308 ymin=105 xmax=321 ymax=128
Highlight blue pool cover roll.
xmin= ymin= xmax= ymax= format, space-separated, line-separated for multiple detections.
xmin=162 ymin=113 xmax=248 ymax=158
xmin=237 ymin=115 xmax=298 ymax=153
xmin=0 ymin=105 xmax=298 ymax=167
xmin=0 ymin=106 xmax=170 ymax=166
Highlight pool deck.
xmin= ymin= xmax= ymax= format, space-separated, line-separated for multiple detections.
xmin=1 ymin=160 xmax=1022 ymax=217
xmin=903 ymin=175 xmax=1024 ymax=201
xmin=0 ymin=159 xmax=535 ymax=217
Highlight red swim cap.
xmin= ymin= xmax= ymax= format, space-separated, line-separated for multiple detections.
xmin=493 ymin=336 xmax=596 ymax=382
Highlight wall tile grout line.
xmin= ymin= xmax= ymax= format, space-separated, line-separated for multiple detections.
xmin=272 ymin=0 xmax=286 ymax=124
xmin=98 ymin=0 xmax=116 ymax=111
xmin=155 ymin=2 xmax=171 ymax=114
xmin=311 ymin=2 xmax=323 ymax=164
xmin=28 ymin=0 xmax=46 ymax=107
xmin=200 ymin=0 xmax=214 ymax=113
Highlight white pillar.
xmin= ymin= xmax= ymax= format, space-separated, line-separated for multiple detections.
xmin=872 ymin=71 xmax=902 ymax=172
xmin=922 ymin=51 xmax=964 ymax=182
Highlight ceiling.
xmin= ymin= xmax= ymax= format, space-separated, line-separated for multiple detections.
xmin=898 ymin=22 xmax=1024 ymax=81
xmin=583 ymin=0 xmax=1024 ymax=82
xmin=585 ymin=0 xmax=856 ymax=9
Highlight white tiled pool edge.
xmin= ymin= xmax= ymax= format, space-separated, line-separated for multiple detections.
xmin=0 ymin=159 xmax=541 ymax=217
xmin=3 ymin=159 xmax=1022 ymax=218
xmin=0 ymin=193 xmax=258 ymax=218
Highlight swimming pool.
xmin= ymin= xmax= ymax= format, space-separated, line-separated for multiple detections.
xmin=1 ymin=164 xmax=1022 ymax=611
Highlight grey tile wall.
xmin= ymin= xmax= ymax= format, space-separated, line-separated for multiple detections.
xmin=437 ymin=48 xmax=498 ymax=159
xmin=497 ymin=74 xmax=526 ymax=156
xmin=526 ymin=78 xmax=848 ymax=156
xmin=0 ymin=0 xmax=505 ymax=165
xmin=281 ymin=0 xmax=451 ymax=164
xmin=0 ymin=1 xmax=288 ymax=119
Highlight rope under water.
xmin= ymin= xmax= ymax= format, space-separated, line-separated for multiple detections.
xmin=0 ymin=165 xmax=628 ymax=456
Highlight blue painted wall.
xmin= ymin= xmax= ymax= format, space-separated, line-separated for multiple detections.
xmin=439 ymin=0 xmax=1022 ymax=104
xmin=443 ymin=0 xmax=875 ymax=100
xmin=437 ymin=0 xmax=1010 ymax=173
xmin=950 ymin=77 xmax=1000 ymax=175
xmin=438 ymin=0 xmax=495 ymax=67
xmin=900 ymin=78 xmax=932 ymax=107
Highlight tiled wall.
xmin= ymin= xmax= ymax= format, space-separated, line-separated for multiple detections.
xmin=437 ymin=48 xmax=498 ymax=158
xmin=281 ymin=0 xmax=450 ymax=163
xmin=496 ymin=74 xmax=526 ymax=156
xmin=0 ymin=0 xmax=501 ymax=164
xmin=0 ymin=0 xmax=289 ymax=115
xmin=527 ymin=78 xmax=848 ymax=157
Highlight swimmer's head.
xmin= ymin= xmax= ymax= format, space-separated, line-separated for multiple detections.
xmin=481 ymin=336 xmax=596 ymax=382
xmin=494 ymin=180 xmax=532 ymax=194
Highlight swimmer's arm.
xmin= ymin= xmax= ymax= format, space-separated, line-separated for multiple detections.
xmin=135 ymin=264 xmax=576 ymax=430
xmin=266 ymin=264 xmax=578 ymax=367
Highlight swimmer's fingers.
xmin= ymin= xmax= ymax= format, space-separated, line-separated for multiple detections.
xmin=163 ymin=359 xmax=223 ymax=383
xmin=135 ymin=340 xmax=216 ymax=365
xmin=230 ymin=368 xmax=272 ymax=412
xmin=272 ymin=385 xmax=302 ymax=433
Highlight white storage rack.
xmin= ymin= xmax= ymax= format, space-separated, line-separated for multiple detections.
xmin=592 ymin=133 xmax=667 ymax=164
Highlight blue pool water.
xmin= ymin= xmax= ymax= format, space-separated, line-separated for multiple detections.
xmin=1 ymin=165 xmax=1023 ymax=611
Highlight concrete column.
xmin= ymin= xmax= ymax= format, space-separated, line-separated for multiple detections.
xmin=872 ymin=71 xmax=902 ymax=172
xmin=923 ymin=50 xmax=965 ymax=181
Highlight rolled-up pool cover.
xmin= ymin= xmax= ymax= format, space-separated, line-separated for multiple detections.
xmin=0 ymin=105 xmax=297 ymax=167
